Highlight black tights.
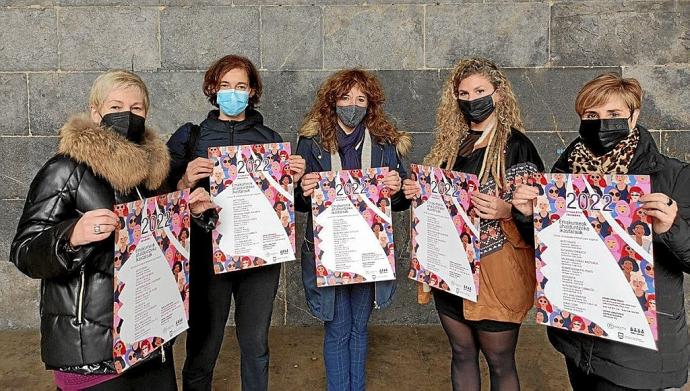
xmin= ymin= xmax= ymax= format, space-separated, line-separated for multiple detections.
xmin=439 ymin=314 xmax=520 ymax=391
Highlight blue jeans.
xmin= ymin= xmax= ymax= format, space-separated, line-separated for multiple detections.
xmin=323 ymin=283 xmax=375 ymax=391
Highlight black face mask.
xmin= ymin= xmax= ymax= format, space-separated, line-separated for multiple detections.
xmin=101 ymin=111 xmax=146 ymax=144
xmin=457 ymin=93 xmax=495 ymax=124
xmin=578 ymin=118 xmax=631 ymax=156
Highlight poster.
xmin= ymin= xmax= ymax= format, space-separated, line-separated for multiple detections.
xmin=311 ymin=167 xmax=395 ymax=286
xmin=534 ymin=173 xmax=657 ymax=350
xmin=113 ymin=189 xmax=191 ymax=373
xmin=408 ymin=164 xmax=481 ymax=301
xmin=209 ymin=143 xmax=296 ymax=273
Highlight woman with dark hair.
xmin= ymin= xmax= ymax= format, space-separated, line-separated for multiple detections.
xmin=295 ymin=68 xmax=411 ymax=390
xmin=402 ymin=58 xmax=544 ymax=391
xmin=514 ymin=72 xmax=690 ymax=390
xmin=165 ymin=54 xmax=306 ymax=391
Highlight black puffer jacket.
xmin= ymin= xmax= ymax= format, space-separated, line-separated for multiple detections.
xmin=548 ymin=126 xmax=690 ymax=389
xmin=10 ymin=114 xmax=171 ymax=374
xmin=165 ymin=109 xmax=283 ymax=271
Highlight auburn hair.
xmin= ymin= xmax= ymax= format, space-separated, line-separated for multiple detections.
xmin=575 ymin=73 xmax=642 ymax=117
xmin=299 ymin=69 xmax=408 ymax=154
xmin=424 ymin=58 xmax=524 ymax=189
xmin=203 ymin=55 xmax=262 ymax=108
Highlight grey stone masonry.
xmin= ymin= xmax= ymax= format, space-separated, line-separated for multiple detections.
xmin=0 ymin=0 xmax=688 ymax=329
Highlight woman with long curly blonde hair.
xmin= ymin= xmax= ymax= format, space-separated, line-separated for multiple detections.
xmin=403 ymin=58 xmax=544 ymax=391
xmin=294 ymin=68 xmax=411 ymax=391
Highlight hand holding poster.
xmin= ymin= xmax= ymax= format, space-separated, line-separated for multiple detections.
xmin=533 ymin=173 xmax=657 ymax=350
xmin=209 ymin=143 xmax=296 ymax=273
xmin=312 ymin=167 xmax=395 ymax=286
xmin=113 ymin=189 xmax=191 ymax=373
xmin=408 ymin=164 xmax=481 ymax=301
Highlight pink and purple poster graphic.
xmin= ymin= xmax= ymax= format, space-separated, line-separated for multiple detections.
xmin=209 ymin=143 xmax=296 ymax=274
xmin=113 ymin=189 xmax=191 ymax=373
xmin=408 ymin=164 xmax=481 ymax=301
xmin=311 ymin=167 xmax=395 ymax=286
xmin=534 ymin=173 xmax=657 ymax=350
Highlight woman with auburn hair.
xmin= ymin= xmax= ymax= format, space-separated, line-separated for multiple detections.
xmin=514 ymin=72 xmax=690 ymax=390
xmin=10 ymin=70 xmax=213 ymax=390
xmin=165 ymin=54 xmax=306 ymax=391
xmin=295 ymin=69 xmax=411 ymax=390
xmin=402 ymin=58 xmax=544 ymax=391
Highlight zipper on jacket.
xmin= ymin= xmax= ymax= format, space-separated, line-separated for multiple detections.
xmin=76 ymin=266 xmax=86 ymax=324
xmin=373 ymin=283 xmax=380 ymax=309
xmin=161 ymin=343 xmax=166 ymax=363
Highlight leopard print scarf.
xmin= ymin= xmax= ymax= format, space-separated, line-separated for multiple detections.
xmin=568 ymin=128 xmax=640 ymax=174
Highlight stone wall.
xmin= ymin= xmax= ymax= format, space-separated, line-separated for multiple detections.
xmin=0 ymin=0 xmax=688 ymax=328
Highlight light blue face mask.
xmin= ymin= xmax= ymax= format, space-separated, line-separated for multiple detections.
xmin=217 ymin=89 xmax=249 ymax=117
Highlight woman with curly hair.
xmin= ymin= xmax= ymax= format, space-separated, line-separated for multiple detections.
xmin=295 ymin=69 xmax=411 ymax=391
xmin=402 ymin=58 xmax=544 ymax=391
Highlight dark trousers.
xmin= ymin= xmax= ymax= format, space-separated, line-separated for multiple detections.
xmin=566 ymin=359 xmax=662 ymax=391
xmin=81 ymin=347 xmax=176 ymax=390
xmin=182 ymin=257 xmax=281 ymax=391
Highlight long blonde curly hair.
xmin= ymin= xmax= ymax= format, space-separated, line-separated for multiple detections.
xmin=425 ymin=58 xmax=525 ymax=189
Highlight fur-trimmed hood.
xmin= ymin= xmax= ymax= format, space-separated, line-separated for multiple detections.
xmin=299 ymin=118 xmax=412 ymax=157
xmin=58 ymin=113 xmax=170 ymax=193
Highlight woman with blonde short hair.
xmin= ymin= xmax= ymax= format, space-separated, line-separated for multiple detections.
xmin=11 ymin=70 xmax=213 ymax=390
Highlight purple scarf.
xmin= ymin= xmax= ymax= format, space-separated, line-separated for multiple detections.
xmin=336 ymin=123 xmax=366 ymax=170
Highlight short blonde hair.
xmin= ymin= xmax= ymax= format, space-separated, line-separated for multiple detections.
xmin=575 ymin=73 xmax=642 ymax=117
xmin=89 ymin=70 xmax=150 ymax=113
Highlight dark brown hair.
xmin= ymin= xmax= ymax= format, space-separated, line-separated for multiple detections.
xmin=203 ymin=55 xmax=262 ymax=108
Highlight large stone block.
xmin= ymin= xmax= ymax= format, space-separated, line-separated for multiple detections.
xmin=261 ymin=6 xmax=322 ymax=71
xmin=624 ymin=66 xmax=690 ymax=130
xmin=0 ymin=74 xmax=29 ymax=136
xmin=28 ymin=73 xmax=99 ymax=136
xmin=0 ymin=200 xmax=24 ymax=263
xmin=0 ymin=200 xmax=40 ymax=329
xmin=59 ymin=7 xmax=159 ymax=71
xmin=160 ymin=7 xmax=259 ymax=70
xmin=6 ymin=0 xmax=55 ymax=4
xmin=551 ymin=1 xmax=689 ymax=66
xmin=530 ymin=131 xmax=579 ymax=170
xmin=260 ymin=71 xmax=329 ymax=135
xmin=139 ymin=71 xmax=210 ymax=136
xmin=0 ymin=9 xmax=57 ymax=71
xmin=425 ymin=3 xmax=549 ymax=68
xmin=0 ymin=262 xmax=39 ymax=329
xmin=58 ymin=0 xmax=158 ymax=4
xmin=660 ymin=131 xmax=690 ymax=163
xmin=323 ymin=5 xmax=424 ymax=70
xmin=407 ymin=132 xmax=436 ymax=166
xmin=373 ymin=70 xmax=446 ymax=135
xmin=504 ymin=67 xmax=621 ymax=133
xmin=0 ymin=136 xmax=58 ymax=199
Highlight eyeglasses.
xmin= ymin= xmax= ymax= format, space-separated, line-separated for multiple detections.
xmin=548 ymin=189 xmax=558 ymax=194
xmin=554 ymin=318 xmax=564 ymax=324
xmin=645 ymin=265 xmax=652 ymax=271
xmin=610 ymin=191 xmax=620 ymax=197
xmin=593 ymin=223 xmax=601 ymax=228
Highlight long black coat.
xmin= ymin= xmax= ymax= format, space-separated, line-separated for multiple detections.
xmin=548 ymin=126 xmax=690 ymax=389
